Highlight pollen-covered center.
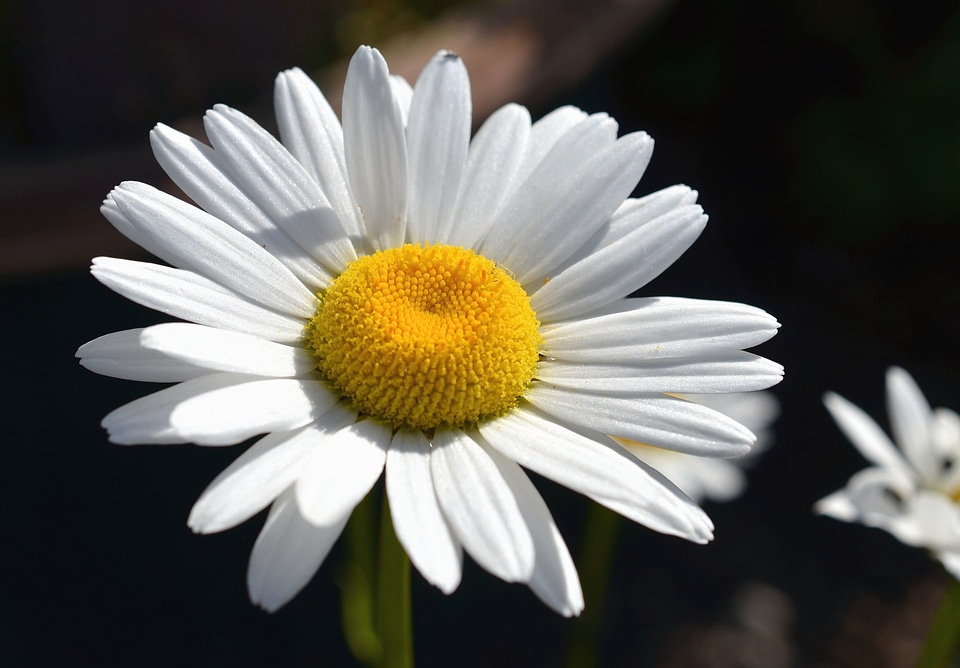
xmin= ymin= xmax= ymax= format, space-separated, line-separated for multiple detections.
xmin=306 ymin=243 xmax=541 ymax=430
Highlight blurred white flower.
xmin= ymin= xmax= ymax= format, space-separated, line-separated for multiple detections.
xmin=816 ymin=367 xmax=960 ymax=578
xmin=618 ymin=392 xmax=780 ymax=503
xmin=77 ymin=45 xmax=783 ymax=614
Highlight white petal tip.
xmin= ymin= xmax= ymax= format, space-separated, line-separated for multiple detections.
xmin=886 ymin=366 xmax=909 ymax=380
xmin=103 ymin=430 xmax=133 ymax=445
xmin=690 ymin=532 xmax=713 ymax=545
xmin=148 ymin=123 xmax=167 ymax=140
xmin=687 ymin=520 xmax=715 ymax=544
xmin=432 ymin=576 xmax=462 ymax=595
xmin=186 ymin=511 xmax=223 ymax=535
xmin=725 ymin=442 xmax=754 ymax=458
xmin=351 ymin=45 xmax=382 ymax=67
xmin=694 ymin=210 xmax=709 ymax=229
xmin=813 ymin=492 xmax=858 ymax=521
xmin=625 ymin=130 xmax=654 ymax=149
xmin=247 ymin=578 xmax=295 ymax=614
xmin=533 ymin=584 xmax=585 ymax=618
xmin=683 ymin=505 xmax=716 ymax=544
xmin=251 ymin=596 xmax=285 ymax=614
xmin=552 ymin=603 xmax=585 ymax=618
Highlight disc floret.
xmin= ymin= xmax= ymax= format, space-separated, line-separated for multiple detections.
xmin=307 ymin=244 xmax=541 ymax=430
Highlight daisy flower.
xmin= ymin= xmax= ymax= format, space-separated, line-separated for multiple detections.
xmin=77 ymin=46 xmax=783 ymax=615
xmin=816 ymin=367 xmax=960 ymax=578
xmin=618 ymin=391 xmax=780 ymax=503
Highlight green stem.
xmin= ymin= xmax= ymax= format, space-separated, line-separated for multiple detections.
xmin=916 ymin=577 xmax=960 ymax=668
xmin=339 ymin=490 xmax=381 ymax=667
xmin=377 ymin=491 xmax=414 ymax=668
xmin=564 ymin=503 xmax=621 ymax=668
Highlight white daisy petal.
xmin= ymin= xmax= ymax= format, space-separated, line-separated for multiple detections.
xmin=102 ymin=373 xmax=253 ymax=445
xmin=150 ymin=123 xmax=333 ymax=290
xmin=814 ymin=467 xmax=902 ymax=522
xmin=506 ymin=130 xmax=654 ymax=285
xmin=389 ymin=75 xmax=414 ymax=125
xmin=886 ymin=367 xmax=937 ymax=480
xmin=109 ymin=181 xmax=318 ymax=317
xmin=189 ymin=405 xmax=358 ymax=534
xmin=247 ymin=488 xmax=349 ymax=613
xmin=937 ymin=551 xmax=960 ymax=580
xmin=90 ymin=258 xmax=305 ymax=343
xmin=480 ymin=408 xmax=713 ymax=543
xmin=932 ymin=409 xmax=960 ymax=457
xmin=823 ymin=391 xmax=915 ymax=482
xmin=405 ymin=51 xmax=471 ymax=245
xmin=139 ymin=323 xmax=315 ymax=378
xmin=343 ymin=45 xmax=408 ymax=250
xmin=429 ymin=428 xmax=535 ymax=582
xmin=818 ymin=467 xmax=960 ymax=551
xmin=273 ymin=68 xmax=364 ymax=242
xmin=474 ymin=435 xmax=584 ymax=616
xmin=483 ymin=116 xmax=649 ymax=283
xmin=688 ymin=391 xmax=781 ymax=439
xmin=188 ymin=428 xmax=317 ymax=534
xmin=540 ymin=297 xmax=780 ymax=362
xmin=621 ymin=390 xmax=780 ymax=505
xmin=169 ymin=378 xmax=339 ymax=446
xmin=76 ymin=329 xmax=209 ymax=383
xmin=479 ymin=111 xmax=612 ymax=263
xmin=516 ymin=105 xmax=589 ymax=184
xmin=644 ymin=451 xmax=747 ymax=504
xmin=527 ymin=385 xmax=755 ymax=457
xmin=203 ymin=105 xmax=358 ymax=274
xmin=386 ymin=428 xmax=463 ymax=594
xmin=446 ymin=103 xmax=531 ymax=248
xmin=531 ymin=204 xmax=707 ymax=319
xmin=814 ymin=491 xmax=859 ymax=522
xmin=528 ymin=520 xmax=583 ymax=617
xmin=931 ymin=409 xmax=960 ymax=492
xmin=100 ymin=196 xmax=181 ymax=267
xmin=549 ymin=185 xmax=701 ymax=272
xmin=884 ymin=490 xmax=960 ymax=551
xmin=536 ymin=353 xmax=784 ymax=394
xmin=295 ymin=419 xmax=390 ymax=527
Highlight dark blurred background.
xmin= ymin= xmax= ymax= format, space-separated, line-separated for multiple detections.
xmin=3 ymin=0 xmax=960 ymax=665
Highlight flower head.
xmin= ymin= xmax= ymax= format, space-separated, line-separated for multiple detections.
xmin=78 ymin=46 xmax=783 ymax=614
xmin=816 ymin=367 xmax=960 ymax=578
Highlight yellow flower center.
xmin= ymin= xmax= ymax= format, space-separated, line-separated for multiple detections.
xmin=306 ymin=243 xmax=541 ymax=430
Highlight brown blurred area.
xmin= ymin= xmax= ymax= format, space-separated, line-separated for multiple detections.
xmin=655 ymin=577 xmax=945 ymax=668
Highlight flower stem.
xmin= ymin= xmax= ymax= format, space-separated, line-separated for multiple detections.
xmin=565 ymin=503 xmax=621 ymax=668
xmin=377 ymin=492 xmax=414 ymax=668
xmin=916 ymin=577 xmax=960 ymax=668
xmin=339 ymin=490 xmax=381 ymax=666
